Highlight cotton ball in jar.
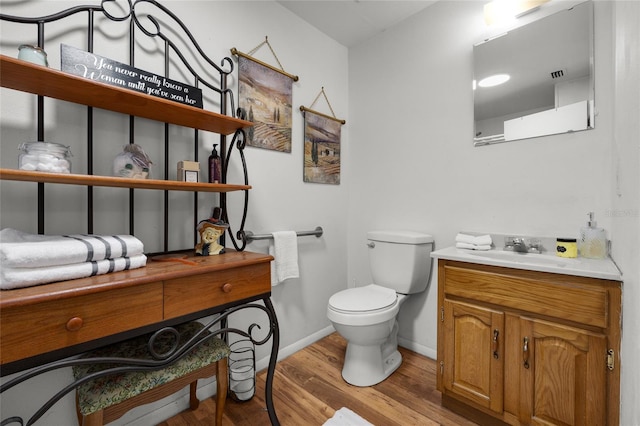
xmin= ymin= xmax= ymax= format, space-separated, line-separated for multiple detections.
xmin=18 ymin=142 xmax=72 ymax=173
xmin=18 ymin=154 xmax=39 ymax=171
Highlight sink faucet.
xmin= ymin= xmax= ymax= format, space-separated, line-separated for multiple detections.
xmin=504 ymin=236 xmax=542 ymax=253
xmin=511 ymin=238 xmax=528 ymax=253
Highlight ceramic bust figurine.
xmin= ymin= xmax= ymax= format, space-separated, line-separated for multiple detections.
xmin=195 ymin=217 xmax=229 ymax=256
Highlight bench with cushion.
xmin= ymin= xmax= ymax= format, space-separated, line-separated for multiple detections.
xmin=73 ymin=321 xmax=229 ymax=426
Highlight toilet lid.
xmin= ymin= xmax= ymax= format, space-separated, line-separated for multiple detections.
xmin=329 ymin=284 xmax=397 ymax=313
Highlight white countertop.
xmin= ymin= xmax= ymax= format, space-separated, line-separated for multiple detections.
xmin=431 ymin=246 xmax=622 ymax=281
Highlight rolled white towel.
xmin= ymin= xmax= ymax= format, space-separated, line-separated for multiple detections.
xmin=455 ymin=233 xmax=492 ymax=247
xmin=456 ymin=242 xmax=492 ymax=251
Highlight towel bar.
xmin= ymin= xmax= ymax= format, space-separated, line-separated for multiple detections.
xmin=242 ymin=226 xmax=323 ymax=243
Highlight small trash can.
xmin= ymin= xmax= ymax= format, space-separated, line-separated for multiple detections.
xmin=228 ymin=339 xmax=256 ymax=402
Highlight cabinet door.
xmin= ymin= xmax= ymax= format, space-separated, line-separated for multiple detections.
xmin=442 ymin=299 xmax=504 ymax=413
xmin=519 ymin=317 xmax=607 ymax=426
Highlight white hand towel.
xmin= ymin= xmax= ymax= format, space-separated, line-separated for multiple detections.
xmin=455 ymin=233 xmax=476 ymax=244
xmin=0 ymin=228 xmax=144 ymax=268
xmin=1 ymin=254 xmax=147 ymax=290
xmin=456 ymin=242 xmax=492 ymax=251
xmin=269 ymin=231 xmax=299 ymax=285
xmin=455 ymin=233 xmax=493 ymax=247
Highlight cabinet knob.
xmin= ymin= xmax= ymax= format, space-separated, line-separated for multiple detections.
xmin=66 ymin=317 xmax=84 ymax=332
xmin=222 ymin=283 xmax=233 ymax=293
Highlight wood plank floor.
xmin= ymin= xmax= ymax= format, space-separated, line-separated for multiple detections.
xmin=159 ymin=332 xmax=477 ymax=425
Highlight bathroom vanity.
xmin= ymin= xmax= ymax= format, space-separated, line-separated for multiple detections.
xmin=432 ymin=247 xmax=622 ymax=426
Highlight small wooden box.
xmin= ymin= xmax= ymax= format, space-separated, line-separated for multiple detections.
xmin=177 ymin=161 xmax=200 ymax=182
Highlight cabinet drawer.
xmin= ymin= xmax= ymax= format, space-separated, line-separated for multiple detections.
xmin=163 ymin=262 xmax=270 ymax=319
xmin=0 ymin=282 xmax=163 ymax=365
xmin=443 ymin=264 xmax=609 ymax=328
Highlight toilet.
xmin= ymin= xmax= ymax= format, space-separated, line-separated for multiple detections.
xmin=327 ymin=230 xmax=433 ymax=387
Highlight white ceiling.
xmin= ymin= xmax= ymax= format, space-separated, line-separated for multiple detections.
xmin=277 ymin=1 xmax=436 ymax=47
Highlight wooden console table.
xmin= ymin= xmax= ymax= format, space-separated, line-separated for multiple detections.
xmin=0 ymin=250 xmax=280 ymax=425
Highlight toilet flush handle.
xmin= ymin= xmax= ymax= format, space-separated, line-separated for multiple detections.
xmin=367 ymin=242 xmax=375 ymax=248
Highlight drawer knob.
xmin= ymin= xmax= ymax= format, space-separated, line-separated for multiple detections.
xmin=66 ymin=316 xmax=84 ymax=331
xmin=222 ymin=283 xmax=233 ymax=293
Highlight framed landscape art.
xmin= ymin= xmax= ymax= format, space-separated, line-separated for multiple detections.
xmin=303 ymin=109 xmax=341 ymax=185
xmin=238 ymin=56 xmax=293 ymax=152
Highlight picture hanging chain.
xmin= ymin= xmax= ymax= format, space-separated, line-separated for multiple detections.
xmin=230 ymin=36 xmax=299 ymax=81
xmin=300 ymin=87 xmax=346 ymax=124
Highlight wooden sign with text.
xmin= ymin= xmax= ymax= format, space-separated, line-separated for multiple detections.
xmin=61 ymin=44 xmax=203 ymax=108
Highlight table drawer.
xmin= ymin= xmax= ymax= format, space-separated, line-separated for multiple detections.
xmin=0 ymin=282 xmax=163 ymax=364
xmin=164 ymin=262 xmax=270 ymax=319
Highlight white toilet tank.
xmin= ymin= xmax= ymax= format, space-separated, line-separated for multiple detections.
xmin=367 ymin=231 xmax=434 ymax=294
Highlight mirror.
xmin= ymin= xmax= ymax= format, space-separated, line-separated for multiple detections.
xmin=473 ymin=1 xmax=594 ymax=146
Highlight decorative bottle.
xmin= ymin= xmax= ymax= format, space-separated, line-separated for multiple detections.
xmin=208 ymin=144 xmax=221 ymax=183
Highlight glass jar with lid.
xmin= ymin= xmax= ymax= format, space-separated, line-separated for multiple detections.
xmin=18 ymin=142 xmax=72 ymax=173
xmin=18 ymin=44 xmax=49 ymax=67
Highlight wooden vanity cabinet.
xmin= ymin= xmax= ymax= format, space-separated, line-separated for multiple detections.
xmin=441 ymin=299 xmax=505 ymax=414
xmin=437 ymin=260 xmax=621 ymax=426
xmin=516 ymin=315 xmax=608 ymax=425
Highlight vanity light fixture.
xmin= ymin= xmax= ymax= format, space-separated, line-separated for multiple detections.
xmin=484 ymin=0 xmax=550 ymax=26
xmin=478 ymin=73 xmax=510 ymax=88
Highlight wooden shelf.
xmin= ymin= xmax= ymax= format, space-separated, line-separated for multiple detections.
xmin=0 ymin=55 xmax=252 ymax=135
xmin=0 ymin=168 xmax=251 ymax=192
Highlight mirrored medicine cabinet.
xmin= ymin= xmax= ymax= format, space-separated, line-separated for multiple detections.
xmin=473 ymin=1 xmax=594 ymax=146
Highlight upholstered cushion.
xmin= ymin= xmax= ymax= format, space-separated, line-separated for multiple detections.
xmin=73 ymin=321 xmax=230 ymax=416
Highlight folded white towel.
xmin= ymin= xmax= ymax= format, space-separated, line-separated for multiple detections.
xmin=455 ymin=233 xmax=493 ymax=247
xmin=269 ymin=231 xmax=299 ymax=286
xmin=0 ymin=228 xmax=144 ymax=269
xmin=456 ymin=242 xmax=492 ymax=251
xmin=1 ymin=254 xmax=147 ymax=290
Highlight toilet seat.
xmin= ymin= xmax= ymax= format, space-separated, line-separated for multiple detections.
xmin=329 ymin=284 xmax=397 ymax=313
xmin=327 ymin=284 xmax=399 ymax=326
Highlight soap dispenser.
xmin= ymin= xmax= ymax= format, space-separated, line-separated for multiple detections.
xmin=579 ymin=212 xmax=607 ymax=259
xmin=208 ymin=144 xmax=221 ymax=184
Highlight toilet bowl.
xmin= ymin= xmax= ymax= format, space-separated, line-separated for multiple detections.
xmin=328 ymin=284 xmax=407 ymax=386
xmin=327 ymin=231 xmax=433 ymax=387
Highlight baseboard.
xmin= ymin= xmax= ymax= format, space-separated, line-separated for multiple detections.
xmin=398 ymin=336 xmax=437 ymax=360
xmin=255 ymin=325 xmax=335 ymax=372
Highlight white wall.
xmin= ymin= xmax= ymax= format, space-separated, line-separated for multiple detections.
xmin=348 ymin=0 xmax=613 ymax=356
xmin=348 ymin=1 xmax=639 ymax=424
xmin=0 ymin=1 xmax=347 ymax=424
xmin=2 ymin=0 xmax=638 ymax=425
xmin=611 ymin=2 xmax=640 ymax=425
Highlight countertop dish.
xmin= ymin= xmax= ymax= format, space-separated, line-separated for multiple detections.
xmin=431 ymin=246 xmax=622 ymax=281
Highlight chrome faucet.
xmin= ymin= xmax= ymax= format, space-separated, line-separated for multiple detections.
xmin=511 ymin=238 xmax=528 ymax=253
xmin=504 ymin=236 xmax=542 ymax=253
